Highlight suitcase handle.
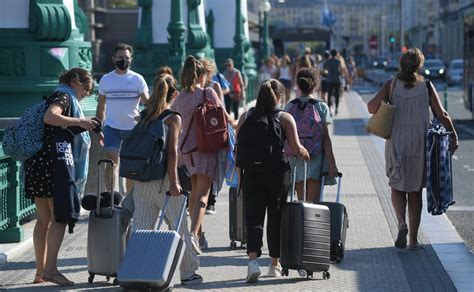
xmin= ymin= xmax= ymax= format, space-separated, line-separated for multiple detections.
xmin=157 ymin=191 xmax=189 ymax=232
xmin=96 ymin=159 xmax=115 ymax=216
xmin=320 ymin=172 xmax=343 ymax=203
xmin=290 ymin=157 xmax=308 ymax=202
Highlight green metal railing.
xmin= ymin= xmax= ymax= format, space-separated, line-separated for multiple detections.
xmin=0 ymin=129 xmax=36 ymax=243
xmin=246 ymin=74 xmax=259 ymax=103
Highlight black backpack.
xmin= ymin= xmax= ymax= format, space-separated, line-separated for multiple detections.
xmin=236 ymin=109 xmax=285 ymax=170
xmin=119 ymin=110 xmax=178 ymax=182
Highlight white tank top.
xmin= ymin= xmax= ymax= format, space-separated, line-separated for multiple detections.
xmin=279 ymin=66 xmax=291 ymax=80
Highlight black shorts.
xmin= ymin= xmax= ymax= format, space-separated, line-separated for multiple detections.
xmin=321 ymin=80 xmax=328 ymax=93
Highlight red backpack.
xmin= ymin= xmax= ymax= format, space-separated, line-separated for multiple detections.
xmin=181 ymin=89 xmax=228 ymax=154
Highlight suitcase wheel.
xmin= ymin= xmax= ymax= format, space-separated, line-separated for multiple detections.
xmin=307 ymin=271 xmax=313 ymax=279
xmin=113 ymin=278 xmax=118 ymax=285
xmin=282 ymin=268 xmax=289 ymax=276
xmin=298 ymin=269 xmax=307 ymax=278
xmin=88 ymin=272 xmax=94 ymax=284
xmin=106 ymin=276 xmax=110 ymax=282
xmin=322 ymin=271 xmax=330 ymax=280
xmin=230 ymin=241 xmax=237 ymax=250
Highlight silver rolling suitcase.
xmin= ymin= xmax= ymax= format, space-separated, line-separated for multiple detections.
xmin=117 ymin=192 xmax=188 ymax=291
xmin=87 ymin=159 xmax=130 ymax=284
xmin=280 ymin=160 xmax=331 ymax=279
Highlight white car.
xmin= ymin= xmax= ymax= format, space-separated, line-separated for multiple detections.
xmin=447 ymin=59 xmax=463 ymax=86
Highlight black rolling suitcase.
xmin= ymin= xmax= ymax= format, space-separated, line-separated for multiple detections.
xmin=320 ymin=171 xmax=348 ymax=264
xmin=280 ymin=161 xmax=331 ymax=280
xmin=229 ymin=186 xmax=246 ymax=249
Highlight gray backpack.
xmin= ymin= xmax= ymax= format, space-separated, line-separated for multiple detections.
xmin=119 ymin=110 xmax=177 ymax=182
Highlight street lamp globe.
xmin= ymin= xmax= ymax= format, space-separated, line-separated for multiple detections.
xmin=261 ymin=1 xmax=271 ymax=13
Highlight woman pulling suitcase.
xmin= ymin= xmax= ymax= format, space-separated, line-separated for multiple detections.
xmin=236 ymin=79 xmax=310 ymax=283
xmin=130 ymin=74 xmax=202 ymax=285
xmin=286 ymin=68 xmax=339 ymax=202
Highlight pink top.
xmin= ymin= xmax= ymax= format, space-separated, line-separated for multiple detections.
xmin=171 ymin=87 xmax=221 ymax=181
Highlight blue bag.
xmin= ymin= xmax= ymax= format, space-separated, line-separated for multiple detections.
xmin=119 ymin=110 xmax=177 ymax=182
xmin=2 ymin=92 xmax=66 ymax=161
xmin=225 ymin=125 xmax=239 ymax=188
xmin=426 ymin=119 xmax=455 ymax=215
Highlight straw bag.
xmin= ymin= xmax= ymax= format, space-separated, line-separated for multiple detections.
xmin=366 ymin=79 xmax=397 ymax=139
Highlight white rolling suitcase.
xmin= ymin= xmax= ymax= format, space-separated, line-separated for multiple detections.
xmin=87 ymin=159 xmax=130 ymax=284
xmin=117 ymin=192 xmax=187 ymax=290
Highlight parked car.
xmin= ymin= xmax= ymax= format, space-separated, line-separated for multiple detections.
xmin=421 ymin=59 xmax=446 ymax=80
xmin=447 ymin=59 xmax=463 ymax=86
xmin=384 ymin=60 xmax=398 ymax=72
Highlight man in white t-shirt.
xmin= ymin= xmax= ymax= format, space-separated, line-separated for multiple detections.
xmin=96 ymin=43 xmax=149 ymax=192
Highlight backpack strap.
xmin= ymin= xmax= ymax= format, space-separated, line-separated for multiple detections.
xmin=180 ymin=90 xmax=207 ymax=155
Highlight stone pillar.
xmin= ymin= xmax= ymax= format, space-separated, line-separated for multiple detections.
xmin=0 ymin=0 xmax=92 ymax=117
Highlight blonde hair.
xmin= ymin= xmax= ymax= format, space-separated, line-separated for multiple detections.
xmin=142 ymin=74 xmax=177 ymax=126
xmin=201 ymin=58 xmax=216 ymax=84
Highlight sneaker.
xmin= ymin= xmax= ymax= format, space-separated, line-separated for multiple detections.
xmin=245 ymin=260 xmax=261 ymax=283
xmin=190 ymin=233 xmax=202 ymax=255
xmin=267 ymin=263 xmax=283 ymax=277
xmin=199 ymin=232 xmax=209 ymax=251
xmin=205 ymin=204 xmax=216 ymax=215
xmin=181 ymin=273 xmax=203 ymax=285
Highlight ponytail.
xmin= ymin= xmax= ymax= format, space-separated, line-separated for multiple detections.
xmin=180 ymin=55 xmax=205 ymax=92
xmin=255 ymin=79 xmax=284 ymax=116
xmin=143 ymin=74 xmax=177 ymax=126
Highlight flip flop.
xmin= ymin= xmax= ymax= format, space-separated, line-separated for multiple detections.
xmin=33 ymin=274 xmax=45 ymax=284
xmin=395 ymin=222 xmax=408 ymax=249
xmin=42 ymin=272 xmax=74 ymax=287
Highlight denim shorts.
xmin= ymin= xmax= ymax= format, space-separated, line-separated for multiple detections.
xmin=103 ymin=125 xmax=132 ymax=152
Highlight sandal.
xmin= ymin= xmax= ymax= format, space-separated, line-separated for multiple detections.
xmin=33 ymin=274 xmax=45 ymax=284
xmin=395 ymin=222 xmax=408 ymax=249
xmin=42 ymin=271 xmax=74 ymax=287
xmin=407 ymin=243 xmax=424 ymax=250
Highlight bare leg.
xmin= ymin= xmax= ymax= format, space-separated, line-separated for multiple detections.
xmin=306 ymin=179 xmax=321 ymax=203
xmin=33 ymin=198 xmax=52 ymax=283
xmin=392 ymin=188 xmax=409 ymax=248
xmin=43 ymin=199 xmax=66 ymax=275
xmin=407 ymin=191 xmax=423 ymax=247
xmin=391 ymin=188 xmax=407 ymax=225
xmin=189 ymin=174 xmax=211 ymax=235
xmin=105 ymin=151 xmax=119 ymax=192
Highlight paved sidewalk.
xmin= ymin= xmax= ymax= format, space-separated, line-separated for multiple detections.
xmin=0 ymin=91 xmax=466 ymax=291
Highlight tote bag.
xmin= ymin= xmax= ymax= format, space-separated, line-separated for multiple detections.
xmin=366 ymin=79 xmax=397 ymax=139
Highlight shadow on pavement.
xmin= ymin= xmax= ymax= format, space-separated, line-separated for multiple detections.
xmin=332 ymin=118 xmax=368 ymax=136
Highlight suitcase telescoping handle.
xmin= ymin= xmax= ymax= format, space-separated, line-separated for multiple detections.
xmin=320 ymin=171 xmax=343 ymax=203
xmin=97 ymin=159 xmax=115 ymax=216
xmin=157 ymin=191 xmax=189 ymax=232
xmin=290 ymin=157 xmax=308 ymax=202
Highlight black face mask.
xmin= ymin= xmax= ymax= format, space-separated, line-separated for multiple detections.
xmin=115 ymin=59 xmax=130 ymax=70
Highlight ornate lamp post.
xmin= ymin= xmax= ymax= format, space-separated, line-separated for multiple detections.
xmin=167 ymin=0 xmax=186 ymax=75
xmin=260 ymin=1 xmax=271 ymax=60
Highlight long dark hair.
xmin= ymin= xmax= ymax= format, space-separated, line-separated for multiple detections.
xmin=255 ymin=79 xmax=285 ymax=116
xmin=180 ymin=55 xmax=206 ymax=92
xmin=142 ymin=74 xmax=177 ymax=126
xmin=396 ymin=47 xmax=425 ymax=88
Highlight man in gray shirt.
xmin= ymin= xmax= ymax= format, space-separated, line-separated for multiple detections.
xmin=323 ymin=49 xmax=342 ymax=115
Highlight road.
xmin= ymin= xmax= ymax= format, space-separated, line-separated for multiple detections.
xmin=354 ymin=70 xmax=474 ymax=252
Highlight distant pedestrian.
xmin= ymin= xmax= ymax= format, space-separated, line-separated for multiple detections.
xmin=319 ymin=51 xmax=330 ymax=104
xmin=96 ymin=43 xmax=149 ymax=193
xmin=346 ymin=56 xmax=357 ymax=90
xmin=26 ymin=68 xmax=98 ymax=286
xmin=278 ymin=55 xmax=293 ymax=104
xmin=368 ymin=48 xmax=459 ymax=249
xmin=236 ymin=79 xmax=309 ymax=283
xmin=286 ymin=68 xmax=339 ymax=203
xmin=223 ymin=58 xmax=245 ymax=119
xmin=259 ymin=58 xmax=278 ymax=83
xmin=324 ymin=49 xmax=342 ymax=115
xmin=130 ymin=73 xmax=203 ymax=285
